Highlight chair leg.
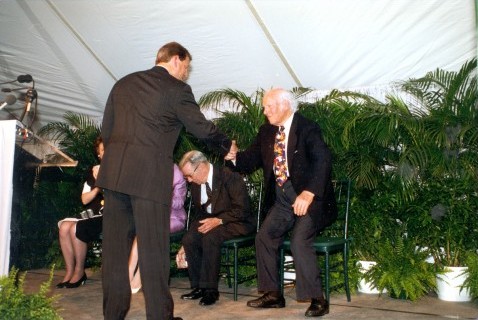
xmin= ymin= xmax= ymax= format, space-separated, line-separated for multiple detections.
xmin=343 ymin=244 xmax=351 ymax=302
xmin=233 ymin=245 xmax=239 ymax=301
xmin=224 ymin=247 xmax=232 ymax=288
xmin=279 ymin=246 xmax=285 ymax=295
xmin=324 ymin=252 xmax=330 ymax=302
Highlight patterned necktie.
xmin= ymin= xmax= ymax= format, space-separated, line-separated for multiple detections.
xmin=274 ymin=126 xmax=288 ymax=187
xmin=202 ymin=182 xmax=212 ymax=212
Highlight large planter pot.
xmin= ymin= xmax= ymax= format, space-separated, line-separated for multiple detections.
xmin=436 ymin=266 xmax=472 ymax=302
xmin=357 ymin=260 xmax=385 ymax=294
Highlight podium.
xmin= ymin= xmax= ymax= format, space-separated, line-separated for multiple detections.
xmin=0 ymin=120 xmax=77 ymax=276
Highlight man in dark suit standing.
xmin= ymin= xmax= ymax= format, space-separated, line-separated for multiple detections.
xmin=97 ymin=42 xmax=231 ymax=320
xmin=175 ymin=150 xmax=255 ymax=306
xmin=226 ymin=88 xmax=337 ymax=317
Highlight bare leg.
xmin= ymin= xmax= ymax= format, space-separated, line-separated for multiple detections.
xmin=68 ymin=223 xmax=88 ymax=283
xmin=128 ymin=237 xmax=142 ymax=292
xmin=128 ymin=237 xmax=139 ymax=281
xmin=58 ymin=221 xmax=76 ymax=282
xmin=131 ymin=268 xmax=142 ymax=291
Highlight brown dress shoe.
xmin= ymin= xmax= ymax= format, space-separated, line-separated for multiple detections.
xmin=305 ymin=298 xmax=329 ymax=317
xmin=247 ymin=292 xmax=285 ymax=308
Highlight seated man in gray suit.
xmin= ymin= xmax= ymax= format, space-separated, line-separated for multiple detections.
xmin=176 ymin=150 xmax=256 ymax=306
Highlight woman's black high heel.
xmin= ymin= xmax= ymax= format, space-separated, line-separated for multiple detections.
xmin=65 ymin=273 xmax=87 ymax=288
xmin=56 ymin=280 xmax=70 ymax=289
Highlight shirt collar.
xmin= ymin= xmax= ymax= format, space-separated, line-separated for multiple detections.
xmin=281 ymin=113 xmax=294 ymax=136
xmin=207 ymin=163 xmax=213 ymax=187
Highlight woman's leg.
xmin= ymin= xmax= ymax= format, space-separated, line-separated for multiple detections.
xmin=128 ymin=237 xmax=142 ymax=291
xmin=68 ymin=223 xmax=88 ymax=283
xmin=58 ymin=221 xmax=76 ymax=282
xmin=128 ymin=237 xmax=138 ymax=281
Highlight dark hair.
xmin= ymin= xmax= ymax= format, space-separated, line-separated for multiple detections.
xmin=94 ymin=136 xmax=103 ymax=153
xmin=155 ymin=42 xmax=192 ymax=64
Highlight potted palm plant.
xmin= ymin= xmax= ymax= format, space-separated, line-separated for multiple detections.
xmin=406 ymin=179 xmax=478 ymax=301
xmin=399 ymin=59 xmax=478 ymax=301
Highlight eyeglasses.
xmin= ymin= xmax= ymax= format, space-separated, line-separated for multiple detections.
xmin=183 ymin=163 xmax=200 ymax=179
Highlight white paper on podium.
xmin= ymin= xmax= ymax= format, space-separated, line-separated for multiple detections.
xmin=0 ymin=120 xmax=16 ymax=277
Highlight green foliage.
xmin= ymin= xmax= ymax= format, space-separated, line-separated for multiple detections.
xmin=173 ymin=129 xmax=206 ymax=162
xmin=364 ymin=235 xmax=436 ymax=301
xmin=405 ymin=178 xmax=478 ymax=268
xmin=19 ymin=176 xmax=82 ymax=269
xmin=463 ymin=252 xmax=478 ymax=299
xmin=198 ymin=88 xmax=265 ymax=168
xmin=348 ymin=180 xmax=402 ymax=261
xmin=0 ymin=267 xmax=61 ymax=320
xmin=199 ymin=88 xmax=265 ymax=148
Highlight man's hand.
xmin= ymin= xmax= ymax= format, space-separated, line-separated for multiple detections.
xmin=224 ymin=140 xmax=238 ymax=161
xmin=292 ymin=190 xmax=315 ymax=216
xmin=198 ymin=217 xmax=223 ymax=234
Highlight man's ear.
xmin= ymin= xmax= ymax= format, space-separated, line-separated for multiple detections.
xmin=171 ymin=55 xmax=180 ymax=67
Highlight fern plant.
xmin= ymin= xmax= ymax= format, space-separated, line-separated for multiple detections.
xmin=0 ymin=267 xmax=61 ymax=319
xmin=363 ymin=234 xmax=436 ymax=301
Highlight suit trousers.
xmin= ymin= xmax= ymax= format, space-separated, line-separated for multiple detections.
xmin=102 ymin=190 xmax=173 ymax=320
xmin=182 ymin=218 xmax=244 ymax=289
xmin=255 ymin=184 xmax=324 ymax=300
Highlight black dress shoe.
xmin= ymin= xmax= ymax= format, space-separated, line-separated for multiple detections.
xmin=65 ymin=273 xmax=87 ymax=288
xmin=180 ymin=288 xmax=204 ymax=300
xmin=305 ymin=298 xmax=329 ymax=317
xmin=247 ymin=292 xmax=285 ymax=308
xmin=172 ymin=317 xmax=183 ymax=320
xmin=199 ymin=289 xmax=219 ymax=306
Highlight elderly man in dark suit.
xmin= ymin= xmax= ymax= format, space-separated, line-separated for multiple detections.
xmin=97 ymin=42 xmax=232 ymax=320
xmin=176 ymin=150 xmax=255 ymax=306
xmin=226 ymin=88 xmax=337 ymax=317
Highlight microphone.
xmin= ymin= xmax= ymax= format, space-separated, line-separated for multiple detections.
xmin=17 ymin=74 xmax=33 ymax=83
xmin=0 ymin=94 xmax=17 ymax=110
xmin=25 ymin=89 xmax=37 ymax=112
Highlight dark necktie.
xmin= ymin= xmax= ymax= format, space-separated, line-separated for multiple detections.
xmin=274 ymin=126 xmax=288 ymax=187
xmin=201 ymin=182 xmax=212 ymax=212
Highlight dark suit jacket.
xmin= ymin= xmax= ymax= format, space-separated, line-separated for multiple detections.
xmin=97 ymin=66 xmax=231 ymax=207
xmin=190 ymin=165 xmax=256 ymax=235
xmin=232 ymin=113 xmax=337 ymax=231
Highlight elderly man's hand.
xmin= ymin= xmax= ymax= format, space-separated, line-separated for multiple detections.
xmin=292 ymin=190 xmax=314 ymax=216
xmin=198 ymin=217 xmax=222 ymax=234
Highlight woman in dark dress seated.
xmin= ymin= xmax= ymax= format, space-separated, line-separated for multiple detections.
xmin=56 ymin=137 xmax=104 ymax=288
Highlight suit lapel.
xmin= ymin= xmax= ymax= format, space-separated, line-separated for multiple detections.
xmin=210 ymin=165 xmax=223 ymax=213
xmin=191 ymin=184 xmax=202 ymax=208
xmin=264 ymin=124 xmax=277 ymax=175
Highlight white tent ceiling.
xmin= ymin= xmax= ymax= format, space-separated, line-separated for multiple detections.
xmin=0 ymin=0 xmax=476 ymax=132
